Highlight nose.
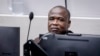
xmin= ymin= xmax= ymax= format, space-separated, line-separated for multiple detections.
xmin=52 ymin=19 xmax=58 ymax=25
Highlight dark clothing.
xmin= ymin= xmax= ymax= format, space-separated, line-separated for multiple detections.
xmin=34 ymin=30 xmax=73 ymax=44
xmin=65 ymin=30 xmax=73 ymax=34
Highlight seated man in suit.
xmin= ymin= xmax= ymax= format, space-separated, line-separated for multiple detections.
xmin=34 ymin=5 xmax=72 ymax=43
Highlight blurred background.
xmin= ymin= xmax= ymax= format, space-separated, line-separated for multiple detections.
xmin=0 ymin=0 xmax=100 ymax=56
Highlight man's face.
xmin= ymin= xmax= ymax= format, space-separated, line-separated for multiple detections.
xmin=48 ymin=8 xmax=70 ymax=34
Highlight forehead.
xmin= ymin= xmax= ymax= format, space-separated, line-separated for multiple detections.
xmin=49 ymin=7 xmax=68 ymax=17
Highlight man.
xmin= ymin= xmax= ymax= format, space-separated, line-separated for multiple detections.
xmin=48 ymin=6 xmax=72 ymax=34
xmin=34 ymin=5 xmax=72 ymax=43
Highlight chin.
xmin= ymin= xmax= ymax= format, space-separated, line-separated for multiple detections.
xmin=50 ymin=31 xmax=60 ymax=34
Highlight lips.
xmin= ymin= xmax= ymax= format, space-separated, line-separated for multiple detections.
xmin=50 ymin=26 xmax=59 ymax=31
xmin=51 ymin=28 xmax=58 ymax=31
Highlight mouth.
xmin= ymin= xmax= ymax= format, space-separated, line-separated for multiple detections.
xmin=50 ymin=27 xmax=59 ymax=32
xmin=51 ymin=28 xmax=58 ymax=31
xmin=49 ymin=25 xmax=59 ymax=33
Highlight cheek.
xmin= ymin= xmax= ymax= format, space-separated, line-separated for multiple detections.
xmin=65 ymin=23 xmax=70 ymax=29
xmin=48 ymin=21 xmax=51 ymax=30
xmin=48 ymin=21 xmax=51 ymax=27
xmin=59 ymin=23 xmax=67 ymax=30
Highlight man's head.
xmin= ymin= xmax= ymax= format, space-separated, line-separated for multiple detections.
xmin=48 ymin=6 xmax=71 ymax=34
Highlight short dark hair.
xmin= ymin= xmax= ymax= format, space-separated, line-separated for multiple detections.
xmin=49 ymin=5 xmax=71 ymax=21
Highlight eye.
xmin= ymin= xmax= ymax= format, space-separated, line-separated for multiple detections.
xmin=49 ymin=17 xmax=54 ymax=20
xmin=58 ymin=17 xmax=65 ymax=22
